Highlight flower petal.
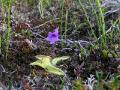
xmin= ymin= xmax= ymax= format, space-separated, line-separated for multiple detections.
xmin=54 ymin=27 xmax=59 ymax=35
xmin=48 ymin=32 xmax=53 ymax=36
xmin=50 ymin=37 xmax=59 ymax=44
xmin=45 ymin=27 xmax=59 ymax=44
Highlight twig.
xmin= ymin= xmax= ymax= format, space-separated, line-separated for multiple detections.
xmin=31 ymin=18 xmax=60 ymax=30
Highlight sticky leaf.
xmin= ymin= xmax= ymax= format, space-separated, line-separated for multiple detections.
xmin=46 ymin=65 xmax=65 ymax=75
xmin=51 ymin=56 xmax=69 ymax=66
xmin=30 ymin=55 xmax=69 ymax=75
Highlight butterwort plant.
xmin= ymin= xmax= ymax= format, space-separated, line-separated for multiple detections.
xmin=45 ymin=27 xmax=59 ymax=44
xmin=30 ymin=27 xmax=70 ymax=75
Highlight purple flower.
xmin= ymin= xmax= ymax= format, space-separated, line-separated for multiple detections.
xmin=45 ymin=27 xmax=59 ymax=44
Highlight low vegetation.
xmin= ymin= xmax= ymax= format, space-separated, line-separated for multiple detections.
xmin=0 ymin=0 xmax=120 ymax=90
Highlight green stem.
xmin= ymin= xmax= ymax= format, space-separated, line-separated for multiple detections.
xmin=77 ymin=0 xmax=97 ymax=39
xmin=96 ymin=0 xmax=106 ymax=48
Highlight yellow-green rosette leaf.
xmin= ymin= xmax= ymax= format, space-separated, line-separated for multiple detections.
xmin=30 ymin=55 xmax=51 ymax=68
xmin=45 ymin=65 xmax=65 ymax=75
xmin=35 ymin=55 xmax=52 ymax=60
xmin=51 ymin=56 xmax=69 ymax=66
xmin=30 ymin=55 xmax=69 ymax=75
xmin=30 ymin=60 xmax=44 ymax=68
